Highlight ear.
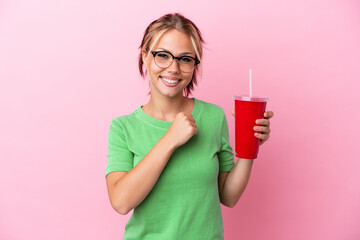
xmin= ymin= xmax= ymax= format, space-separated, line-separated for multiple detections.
xmin=142 ymin=50 xmax=148 ymax=65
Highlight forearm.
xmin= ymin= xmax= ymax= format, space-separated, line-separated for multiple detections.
xmin=111 ymin=134 xmax=175 ymax=214
xmin=221 ymin=158 xmax=254 ymax=207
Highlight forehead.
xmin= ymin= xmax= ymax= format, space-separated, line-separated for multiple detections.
xmin=153 ymin=29 xmax=195 ymax=55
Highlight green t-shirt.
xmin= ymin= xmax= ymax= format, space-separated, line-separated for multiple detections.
xmin=106 ymin=98 xmax=235 ymax=240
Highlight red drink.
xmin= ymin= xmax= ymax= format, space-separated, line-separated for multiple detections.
xmin=233 ymin=95 xmax=269 ymax=159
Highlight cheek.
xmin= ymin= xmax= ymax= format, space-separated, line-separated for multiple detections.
xmin=146 ymin=63 xmax=163 ymax=83
xmin=185 ymin=71 xmax=195 ymax=81
xmin=148 ymin=61 xmax=162 ymax=76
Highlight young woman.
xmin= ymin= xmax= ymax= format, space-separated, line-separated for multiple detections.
xmin=106 ymin=13 xmax=274 ymax=239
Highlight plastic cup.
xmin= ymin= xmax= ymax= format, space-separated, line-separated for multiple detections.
xmin=233 ymin=95 xmax=269 ymax=159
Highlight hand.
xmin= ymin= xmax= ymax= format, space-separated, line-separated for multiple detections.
xmin=231 ymin=110 xmax=274 ymax=146
xmin=165 ymin=112 xmax=198 ymax=149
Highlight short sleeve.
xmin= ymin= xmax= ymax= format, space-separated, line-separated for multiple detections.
xmin=217 ymin=112 xmax=235 ymax=172
xmin=106 ymin=118 xmax=134 ymax=177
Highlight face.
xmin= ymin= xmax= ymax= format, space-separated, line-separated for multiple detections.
xmin=143 ymin=29 xmax=196 ymax=99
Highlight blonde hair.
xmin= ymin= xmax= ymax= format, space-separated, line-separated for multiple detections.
xmin=138 ymin=13 xmax=204 ymax=97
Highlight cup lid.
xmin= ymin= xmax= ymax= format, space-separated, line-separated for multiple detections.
xmin=233 ymin=95 xmax=269 ymax=102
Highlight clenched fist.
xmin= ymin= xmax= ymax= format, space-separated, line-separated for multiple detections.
xmin=165 ymin=112 xmax=198 ymax=149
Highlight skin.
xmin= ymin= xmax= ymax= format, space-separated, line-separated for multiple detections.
xmin=218 ymin=110 xmax=273 ymax=208
xmin=106 ymin=28 xmax=274 ymax=215
xmin=106 ymin=29 xmax=199 ymax=215
xmin=141 ymin=29 xmax=196 ymax=122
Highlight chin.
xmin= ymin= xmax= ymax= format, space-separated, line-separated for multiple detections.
xmin=162 ymin=92 xmax=183 ymax=98
xmin=159 ymin=88 xmax=184 ymax=98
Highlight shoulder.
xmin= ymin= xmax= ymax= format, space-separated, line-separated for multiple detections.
xmin=196 ymin=98 xmax=225 ymax=117
xmin=109 ymin=108 xmax=140 ymax=131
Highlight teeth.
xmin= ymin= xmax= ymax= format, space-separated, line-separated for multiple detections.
xmin=162 ymin=77 xmax=179 ymax=84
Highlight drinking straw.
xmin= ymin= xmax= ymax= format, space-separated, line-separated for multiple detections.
xmin=249 ymin=69 xmax=252 ymax=98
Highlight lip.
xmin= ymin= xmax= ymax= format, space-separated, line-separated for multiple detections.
xmin=160 ymin=76 xmax=181 ymax=87
xmin=161 ymin=76 xmax=181 ymax=81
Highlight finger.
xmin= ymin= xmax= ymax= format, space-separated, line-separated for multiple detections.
xmin=254 ymin=132 xmax=270 ymax=140
xmin=184 ymin=113 xmax=195 ymax=121
xmin=184 ymin=112 xmax=193 ymax=118
xmin=231 ymin=109 xmax=235 ymax=117
xmin=188 ymin=117 xmax=195 ymax=123
xmin=255 ymin=119 xmax=270 ymax=126
xmin=264 ymin=111 xmax=274 ymax=119
xmin=253 ymin=126 xmax=271 ymax=134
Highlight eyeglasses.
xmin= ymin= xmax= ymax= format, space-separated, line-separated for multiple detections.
xmin=151 ymin=51 xmax=200 ymax=73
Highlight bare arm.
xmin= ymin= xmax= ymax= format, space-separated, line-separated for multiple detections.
xmin=218 ymin=158 xmax=254 ymax=208
xmin=106 ymin=134 xmax=176 ymax=215
xmin=106 ymin=112 xmax=197 ymax=215
xmin=219 ymin=110 xmax=274 ymax=207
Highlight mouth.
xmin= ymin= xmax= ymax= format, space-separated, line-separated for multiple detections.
xmin=160 ymin=76 xmax=182 ymax=87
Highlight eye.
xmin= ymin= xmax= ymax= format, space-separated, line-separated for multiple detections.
xmin=157 ymin=53 xmax=170 ymax=59
xmin=179 ymin=57 xmax=193 ymax=63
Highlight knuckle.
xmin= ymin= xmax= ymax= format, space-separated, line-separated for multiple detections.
xmin=257 ymin=133 xmax=264 ymax=139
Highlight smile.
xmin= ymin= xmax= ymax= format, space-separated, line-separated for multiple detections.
xmin=160 ymin=76 xmax=181 ymax=87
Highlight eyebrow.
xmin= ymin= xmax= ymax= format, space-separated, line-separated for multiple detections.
xmin=157 ymin=48 xmax=194 ymax=56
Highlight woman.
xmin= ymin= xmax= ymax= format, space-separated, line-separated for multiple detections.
xmin=106 ymin=13 xmax=274 ymax=239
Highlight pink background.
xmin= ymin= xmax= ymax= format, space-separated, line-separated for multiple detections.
xmin=1 ymin=0 xmax=359 ymax=239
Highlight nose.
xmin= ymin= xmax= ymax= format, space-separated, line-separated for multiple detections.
xmin=166 ymin=59 xmax=181 ymax=73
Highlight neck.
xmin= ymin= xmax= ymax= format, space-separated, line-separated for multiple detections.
xmin=144 ymin=94 xmax=191 ymax=122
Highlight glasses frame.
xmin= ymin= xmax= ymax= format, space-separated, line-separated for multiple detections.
xmin=151 ymin=51 xmax=200 ymax=73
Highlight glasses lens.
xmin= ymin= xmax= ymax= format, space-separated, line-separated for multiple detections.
xmin=154 ymin=52 xmax=197 ymax=72
xmin=154 ymin=52 xmax=172 ymax=68
xmin=178 ymin=57 xmax=196 ymax=73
